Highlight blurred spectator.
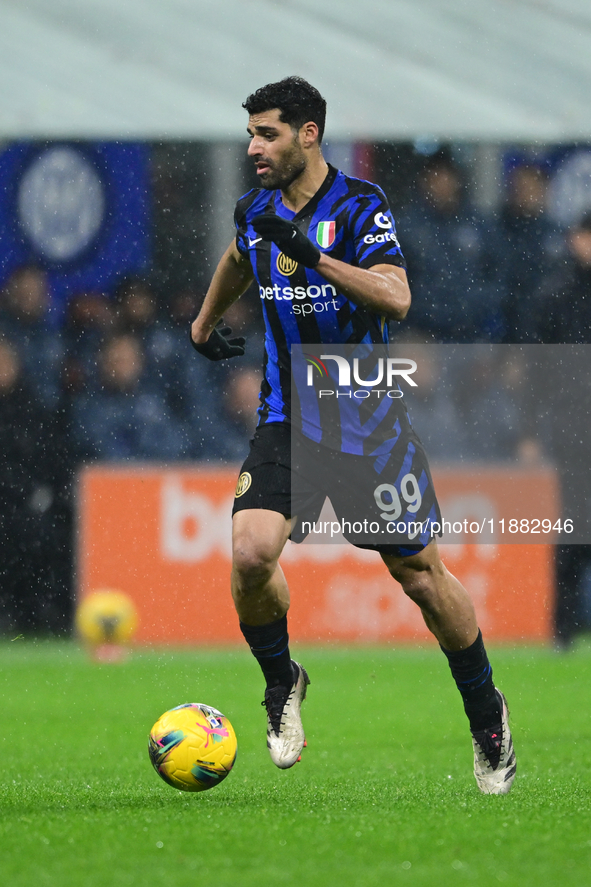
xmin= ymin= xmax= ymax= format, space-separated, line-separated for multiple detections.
xmin=204 ymin=367 xmax=262 ymax=462
xmin=553 ymin=542 xmax=591 ymax=649
xmin=526 ymin=217 xmax=591 ymax=646
xmin=0 ymin=265 xmax=64 ymax=407
xmin=170 ymin=288 xmax=198 ymax=327
xmin=72 ymin=333 xmax=189 ymax=461
xmin=449 ymin=348 xmax=524 ymax=461
xmin=398 ymin=151 xmax=499 ymax=342
xmin=62 ymin=292 xmax=116 ymax=394
xmin=112 ymin=280 xmax=228 ymax=435
xmin=0 ymin=338 xmax=73 ymax=633
xmin=395 ymin=344 xmax=470 ymax=461
xmin=122 ymin=286 xmax=222 ymax=439
xmin=400 ymin=343 xmax=524 ymax=463
xmin=535 ymin=212 xmax=591 ymax=343
xmin=114 ymin=276 xmax=174 ymax=390
xmin=149 ymin=287 xmax=252 ymax=456
xmin=148 ymin=287 xmax=199 ymax=418
xmin=519 ymin=345 xmax=591 ymax=648
xmin=222 ymin=287 xmax=266 ymax=368
xmin=114 ymin=277 xmax=158 ymax=333
xmin=499 ymin=164 xmax=563 ymax=342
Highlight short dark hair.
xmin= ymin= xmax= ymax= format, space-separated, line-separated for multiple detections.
xmin=578 ymin=210 xmax=591 ymax=232
xmin=243 ymin=76 xmax=327 ymax=143
xmin=420 ymin=147 xmax=459 ymax=177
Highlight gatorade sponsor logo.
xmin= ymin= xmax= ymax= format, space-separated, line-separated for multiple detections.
xmin=363 ymin=230 xmax=400 ymax=246
xmin=374 ymin=212 xmax=392 ymax=229
xmin=363 ymin=211 xmax=400 ymax=246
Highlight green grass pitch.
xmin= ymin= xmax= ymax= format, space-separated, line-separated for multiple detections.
xmin=2 ymin=640 xmax=591 ymax=886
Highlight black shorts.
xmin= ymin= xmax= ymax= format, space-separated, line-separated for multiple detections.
xmin=232 ymin=422 xmax=441 ymax=557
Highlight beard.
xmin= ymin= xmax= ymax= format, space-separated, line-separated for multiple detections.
xmin=257 ymin=141 xmax=307 ymax=191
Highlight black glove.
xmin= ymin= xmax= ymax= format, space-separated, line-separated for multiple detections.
xmin=190 ymin=319 xmax=246 ymax=361
xmin=251 ymin=214 xmax=321 ymax=268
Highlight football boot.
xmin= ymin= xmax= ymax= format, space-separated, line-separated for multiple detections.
xmin=472 ymin=690 xmax=516 ymax=795
xmin=262 ymin=661 xmax=310 ymax=769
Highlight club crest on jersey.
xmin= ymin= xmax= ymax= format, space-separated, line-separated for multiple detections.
xmin=276 ymin=252 xmax=298 ymax=276
xmin=316 ymin=221 xmax=336 ymax=249
xmin=235 ymin=471 xmax=252 ymax=498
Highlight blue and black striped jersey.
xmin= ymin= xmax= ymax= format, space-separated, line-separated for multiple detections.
xmin=234 ymin=163 xmax=406 ymax=436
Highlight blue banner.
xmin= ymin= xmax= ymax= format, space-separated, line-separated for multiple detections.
xmin=0 ymin=141 xmax=150 ymax=321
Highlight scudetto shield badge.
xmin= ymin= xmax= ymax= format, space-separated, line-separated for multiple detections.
xmin=316 ymin=221 xmax=336 ymax=249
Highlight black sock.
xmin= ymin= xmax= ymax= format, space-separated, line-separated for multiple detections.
xmin=441 ymin=630 xmax=501 ymax=732
xmin=239 ymin=615 xmax=295 ymax=689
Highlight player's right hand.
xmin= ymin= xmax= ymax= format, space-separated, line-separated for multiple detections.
xmin=252 ymin=214 xmax=321 ymax=268
xmin=190 ymin=319 xmax=246 ymax=361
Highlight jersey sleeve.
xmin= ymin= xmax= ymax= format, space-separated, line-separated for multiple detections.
xmin=350 ymin=187 xmax=406 ymax=269
xmin=234 ymin=200 xmax=249 ymax=257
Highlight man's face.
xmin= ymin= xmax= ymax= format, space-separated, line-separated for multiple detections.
xmin=247 ymin=108 xmax=307 ymax=190
xmin=421 ymin=166 xmax=461 ymax=210
xmin=0 ymin=342 xmax=19 ymax=393
xmin=509 ymin=167 xmax=547 ymax=215
xmin=101 ymin=336 xmax=144 ymax=392
xmin=7 ymin=268 xmax=48 ymax=320
xmin=569 ymin=229 xmax=591 ymax=267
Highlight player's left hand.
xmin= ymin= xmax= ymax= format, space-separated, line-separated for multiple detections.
xmin=190 ymin=319 xmax=246 ymax=361
xmin=251 ymin=214 xmax=321 ymax=268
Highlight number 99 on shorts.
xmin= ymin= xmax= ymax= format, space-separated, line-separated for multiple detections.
xmin=374 ymin=474 xmax=422 ymax=522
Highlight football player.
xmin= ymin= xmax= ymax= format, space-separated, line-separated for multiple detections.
xmin=191 ymin=77 xmax=515 ymax=794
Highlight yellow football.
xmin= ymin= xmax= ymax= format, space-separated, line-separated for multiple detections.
xmin=75 ymin=589 xmax=137 ymax=645
xmin=149 ymin=703 xmax=237 ymax=792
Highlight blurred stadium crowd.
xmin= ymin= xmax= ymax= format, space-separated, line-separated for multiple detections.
xmin=2 ymin=149 xmax=591 ymax=636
